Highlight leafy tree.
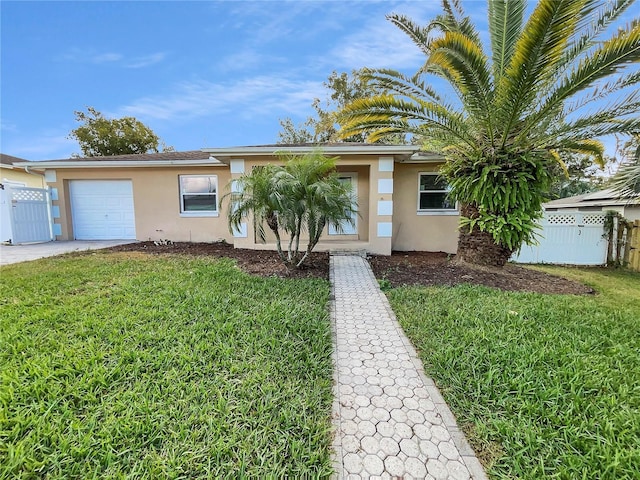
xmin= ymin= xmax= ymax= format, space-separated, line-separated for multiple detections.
xmin=548 ymin=153 xmax=608 ymax=199
xmin=339 ymin=0 xmax=640 ymax=266
xmin=610 ymin=133 xmax=640 ymax=196
xmin=226 ymin=151 xmax=357 ymax=268
xmin=69 ymin=107 xmax=174 ymax=157
xmin=278 ymin=70 xmax=407 ymax=144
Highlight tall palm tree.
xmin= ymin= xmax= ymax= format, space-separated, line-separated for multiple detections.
xmin=339 ymin=0 xmax=640 ymax=266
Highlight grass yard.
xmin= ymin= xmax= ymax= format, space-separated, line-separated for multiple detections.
xmin=0 ymin=252 xmax=334 ymax=478
xmin=387 ymin=267 xmax=640 ymax=479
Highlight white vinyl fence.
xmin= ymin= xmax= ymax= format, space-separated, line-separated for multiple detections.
xmin=0 ymin=186 xmax=53 ymax=244
xmin=512 ymin=212 xmax=607 ymax=265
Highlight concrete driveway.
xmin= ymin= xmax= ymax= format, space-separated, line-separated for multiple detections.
xmin=0 ymin=240 xmax=136 ymax=265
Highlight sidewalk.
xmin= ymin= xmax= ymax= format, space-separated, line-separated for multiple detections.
xmin=330 ymin=255 xmax=487 ymax=479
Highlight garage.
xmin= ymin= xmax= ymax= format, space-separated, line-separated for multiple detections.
xmin=69 ymin=180 xmax=136 ymax=240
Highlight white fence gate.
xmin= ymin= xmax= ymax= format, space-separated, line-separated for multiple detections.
xmin=513 ymin=212 xmax=607 ymax=265
xmin=0 ymin=186 xmax=53 ymax=244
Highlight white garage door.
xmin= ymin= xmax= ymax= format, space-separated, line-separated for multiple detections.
xmin=70 ymin=180 xmax=136 ymax=240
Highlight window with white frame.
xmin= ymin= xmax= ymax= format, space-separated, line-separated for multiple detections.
xmin=179 ymin=175 xmax=218 ymax=214
xmin=418 ymin=173 xmax=456 ymax=211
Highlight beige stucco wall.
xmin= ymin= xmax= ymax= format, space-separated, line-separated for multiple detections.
xmin=45 ymin=154 xmax=464 ymax=255
xmin=1 ymin=166 xmax=46 ymax=188
xmin=392 ymin=163 xmax=460 ymax=254
xmin=48 ymin=166 xmax=233 ymax=243
xmin=229 ymin=154 xmax=393 ymax=255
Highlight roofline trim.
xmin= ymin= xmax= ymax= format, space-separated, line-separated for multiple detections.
xmin=13 ymin=159 xmax=226 ymax=168
xmin=201 ymin=145 xmax=421 ymax=156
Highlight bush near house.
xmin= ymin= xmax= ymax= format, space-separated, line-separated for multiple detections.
xmin=387 ymin=267 xmax=640 ymax=479
xmin=0 ymin=253 xmax=334 ymax=478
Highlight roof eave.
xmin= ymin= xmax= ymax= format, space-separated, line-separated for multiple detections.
xmin=13 ymin=158 xmax=227 ymax=168
xmin=201 ymin=145 xmax=421 ymax=160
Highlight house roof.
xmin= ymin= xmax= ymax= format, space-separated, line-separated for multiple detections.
xmin=544 ymin=188 xmax=640 ymax=209
xmin=1 ymin=153 xmax=30 ymax=168
xmin=203 ymin=143 xmax=442 ymax=162
xmin=14 ymin=144 xmax=444 ymax=169
xmin=13 ymin=150 xmax=224 ymax=169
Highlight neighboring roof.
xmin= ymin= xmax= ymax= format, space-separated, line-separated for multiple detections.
xmin=1 ymin=153 xmax=30 ymax=168
xmin=13 ymin=150 xmax=224 ymax=169
xmin=545 ymin=188 xmax=640 ymax=209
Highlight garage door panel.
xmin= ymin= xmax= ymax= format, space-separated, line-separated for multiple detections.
xmin=70 ymin=180 xmax=136 ymax=240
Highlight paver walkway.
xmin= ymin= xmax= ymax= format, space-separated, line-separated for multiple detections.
xmin=330 ymin=255 xmax=487 ymax=479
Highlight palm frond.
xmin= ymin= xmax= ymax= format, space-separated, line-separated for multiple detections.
xmin=428 ymin=31 xmax=493 ymax=120
xmin=362 ymin=69 xmax=441 ymax=102
xmin=338 ymin=95 xmax=477 ymax=149
xmin=547 ymin=138 xmax=606 ymax=166
xmin=497 ymin=0 xmax=585 ymax=144
xmin=488 ymin=0 xmax=525 ymax=80
xmin=386 ymin=13 xmax=438 ymax=57
xmin=556 ymin=0 xmax=635 ymax=73
xmin=527 ymin=20 xmax=640 ymax=132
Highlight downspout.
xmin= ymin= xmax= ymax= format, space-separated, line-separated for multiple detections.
xmin=24 ymin=166 xmax=46 ymax=188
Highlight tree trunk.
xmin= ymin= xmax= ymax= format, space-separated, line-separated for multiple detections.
xmin=456 ymin=203 xmax=514 ymax=267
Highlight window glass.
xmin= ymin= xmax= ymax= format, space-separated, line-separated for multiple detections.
xmin=419 ymin=175 xmax=447 ymax=191
xmin=179 ymin=175 xmax=217 ymax=213
xmin=418 ymin=174 xmax=456 ymax=211
xmin=180 ymin=176 xmax=217 ymax=194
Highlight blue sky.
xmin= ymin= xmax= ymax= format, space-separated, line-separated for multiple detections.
xmin=0 ymin=1 xmax=635 ymax=161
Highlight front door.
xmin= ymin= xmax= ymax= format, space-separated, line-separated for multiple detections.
xmin=329 ymin=174 xmax=357 ymax=235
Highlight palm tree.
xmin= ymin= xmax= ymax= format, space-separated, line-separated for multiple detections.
xmin=339 ymin=0 xmax=640 ymax=266
xmin=225 ymin=151 xmax=357 ymax=269
xmin=611 ymin=134 xmax=640 ymax=197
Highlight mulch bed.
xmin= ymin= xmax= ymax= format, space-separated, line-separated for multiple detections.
xmin=107 ymin=242 xmax=594 ymax=295
xmin=108 ymin=241 xmax=329 ymax=280
xmin=369 ymin=251 xmax=595 ymax=295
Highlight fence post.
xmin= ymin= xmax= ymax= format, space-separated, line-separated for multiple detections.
xmin=630 ymin=220 xmax=640 ymax=272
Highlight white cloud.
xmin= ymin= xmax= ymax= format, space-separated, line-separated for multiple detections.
xmin=326 ymin=3 xmax=438 ymax=71
xmin=2 ymin=131 xmax=77 ymax=160
xmin=56 ymin=48 xmax=166 ymax=68
xmin=116 ymin=75 xmax=326 ymax=123
xmin=127 ymin=52 xmax=167 ymax=69
xmin=92 ymin=52 xmax=123 ymax=63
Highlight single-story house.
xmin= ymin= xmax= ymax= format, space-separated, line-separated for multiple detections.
xmin=544 ymin=188 xmax=640 ymax=221
xmin=15 ymin=144 xmax=461 ymax=255
xmin=1 ymin=154 xmax=46 ymax=188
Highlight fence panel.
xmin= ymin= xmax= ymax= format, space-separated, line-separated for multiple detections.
xmin=9 ymin=187 xmax=53 ymax=244
xmin=513 ymin=212 xmax=607 ymax=265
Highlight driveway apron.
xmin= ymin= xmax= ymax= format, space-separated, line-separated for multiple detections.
xmin=0 ymin=240 xmax=136 ymax=265
xmin=330 ymin=254 xmax=487 ymax=479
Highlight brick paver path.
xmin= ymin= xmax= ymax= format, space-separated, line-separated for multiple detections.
xmin=330 ymin=255 xmax=487 ymax=479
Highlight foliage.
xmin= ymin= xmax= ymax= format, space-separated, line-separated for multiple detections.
xmin=388 ymin=267 xmax=640 ymax=479
xmin=69 ymin=107 xmax=174 ymax=157
xmin=339 ymin=0 xmax=640 ymax=264
xmin=0 ymin=254 xmax=334 ymax=478
xmin=548 ymin=152 xmax=607 ymax=199
xmin=278 ymin=70 xmax=407 ymax=144
xmin=225 ymin=151 xmax=357 ymax=268
xmin=610 ymin=133 xmax=640 ymax=196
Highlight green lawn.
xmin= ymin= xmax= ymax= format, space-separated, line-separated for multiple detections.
xmin=387 ymin=267 xmax=640 ymax=479
xmin=0 ymin=252 xmax=334 ymax=478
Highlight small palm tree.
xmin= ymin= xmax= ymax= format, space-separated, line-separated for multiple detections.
xmin=339 ymin=0 xmax=640 ymax=266
xmin=225 ymin=151 xmax=357 ymax=269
